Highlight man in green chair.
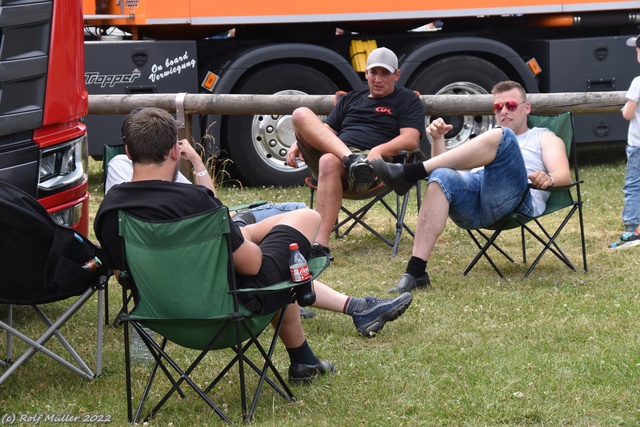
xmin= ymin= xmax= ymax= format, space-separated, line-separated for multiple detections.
xmin=372 ymin=80 xmax=572 ymax=291
xmin=94 ymin=107 xmax=413 ymax=384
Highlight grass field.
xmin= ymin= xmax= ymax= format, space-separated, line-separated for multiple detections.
xmin=2 ymin=143 xmax=640 ymax=426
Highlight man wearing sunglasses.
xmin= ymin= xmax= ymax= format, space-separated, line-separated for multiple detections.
xmin=371 ymin=80 xmax=571 ymax=292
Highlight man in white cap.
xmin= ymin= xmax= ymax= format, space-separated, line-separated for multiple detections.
xmin=286 ymin=47 xmax=425 ymax=260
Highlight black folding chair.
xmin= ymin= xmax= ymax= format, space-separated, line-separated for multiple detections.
xmin=305 ymin=150 xmax=423 ymax=256
xmin=0 ymin=181 xmax=110 ymax=384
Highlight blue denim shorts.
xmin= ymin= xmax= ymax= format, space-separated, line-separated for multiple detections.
xmin=428 ymin=127 xmax=533 ymax=229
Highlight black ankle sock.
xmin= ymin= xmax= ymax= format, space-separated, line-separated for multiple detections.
xmin=344 ymin=296 xmax=367 ymax=315
xmin=286 ymin=339 xmax=319 ymax=366
xmin=406 ymin=256 xmax=427 ymax=278
xmin=404 ymin=162 xmax=429 ymax=183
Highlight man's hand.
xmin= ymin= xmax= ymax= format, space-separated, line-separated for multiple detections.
xmin=428 ymin=118 xmax=454 ymax=157
xmin=178 ymin=139 xmax=217 ymax=195
xmin=528 ymin=170 xmax=554 ymax=189
xmin=427 ymin=118 xmax=453 ymax=139
xmin=286 ymin=141 xmax=303 ymax=168
xmin=178 ymin=139 xmax=201 ymax=164
xmin=366 ymin=146 xmax=384 ymax=161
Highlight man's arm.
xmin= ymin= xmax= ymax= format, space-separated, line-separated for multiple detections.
xmin=286 ymin=113 xmax=340 ymax=168
xmin=426 ymin=118 xmax=454 ymax=158
xmin=367 ymin=127 xmax=420 ymax=160
xmin=530 ymin=131 xmax=572 ymax=189
xmin=178 ymin=140 xmax=217 ymax=196
xmin=622 ymin=99 xmax=638 ymax=121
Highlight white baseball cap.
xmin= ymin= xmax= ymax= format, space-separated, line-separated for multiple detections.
xmin=366 ymin=47 xmax=398 ymax=72
xmin=626 ymin=35 xmax=640 ymax=48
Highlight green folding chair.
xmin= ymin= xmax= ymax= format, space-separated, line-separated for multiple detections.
xmin=117 ymin=206 xmax=329 ymax=424
xmin=463 ymin=111 xmax=587 ymax=278
xmin=102 ymin=142 xmax=266 ymax=326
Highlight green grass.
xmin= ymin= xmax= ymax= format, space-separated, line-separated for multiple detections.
xmin=3 ymin=144 xmax=640 ymax=426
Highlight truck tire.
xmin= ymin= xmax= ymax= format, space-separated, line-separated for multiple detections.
xmin=223 ymin=64 xmax=339 ymax=186
xmin=407 ymin=56 xmax=509 ymax=150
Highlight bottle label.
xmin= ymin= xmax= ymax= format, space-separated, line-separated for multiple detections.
xmin=83 ymin=259 xmax=99 ymax=271
xmin=290 ymin=262 xmax=311 ymax=282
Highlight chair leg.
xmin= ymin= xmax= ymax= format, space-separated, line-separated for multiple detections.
xmin=0 ymin=286 xmax=101 ymax=385
xmin=391 ymin=190 xmax=412 ymax=256
xmin=334 ymin=192 xmax=395 ymax=246
xmin=130 ymin=324 xmax=229 ymax=424
xmin=310 ymin=176 xmax=420 ymax=255
xmin=521 ymin=213 xmax=577 ymax=278
xmin=463 ymin=229 xmax=512 ymax=278
xmin=3 ymin=305 xmax=13 ymax=366
xmin=577 ymin=202 xmax=588 ymax=272
xmin=111 ymin=292 xmax=134 ymax=328
xmin=125 ymin=313 xmax=293 ymax=425
xmin=244 ymin=306 xmax=294 ymax=421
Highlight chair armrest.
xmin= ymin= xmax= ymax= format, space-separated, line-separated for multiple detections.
xmin=527 ymin=180 xmax=583 ymax=193
xmin=397 ymin=148 xmax=427 ymax=164
xmin=232 ymin=256 xmax=331 ymax=295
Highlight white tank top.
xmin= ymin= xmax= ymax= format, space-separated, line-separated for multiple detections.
xmin=518 ymin=127 xmax=551 ymax=216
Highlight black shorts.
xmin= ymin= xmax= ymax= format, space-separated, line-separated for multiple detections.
xmin=236 ymin=224 xmax=311 ymax=315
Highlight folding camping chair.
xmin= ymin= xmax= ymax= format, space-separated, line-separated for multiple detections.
xmin=463 ymin=111 xmax=587 ymax=278
xmin=117 ymin=206 xmax=329 ymax=424
xmin=305 ymin=153 xmax=423 ymax=256
xmin=0 ymin=181 xmax=109 ymax=385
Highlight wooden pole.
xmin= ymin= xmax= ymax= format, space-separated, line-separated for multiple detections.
xmin=88 ymin=91 xmax=626 ymax=116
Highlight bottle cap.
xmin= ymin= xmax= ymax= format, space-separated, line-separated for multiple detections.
xmin=289 ymin=243 xmax=299 ymax=250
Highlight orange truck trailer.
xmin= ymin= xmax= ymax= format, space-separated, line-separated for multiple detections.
xmin=83 ymin=0 xmax=639 ymax=186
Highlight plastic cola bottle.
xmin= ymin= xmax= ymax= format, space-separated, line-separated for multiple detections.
xmin=289 ymin=243 xmax=315 ymax=306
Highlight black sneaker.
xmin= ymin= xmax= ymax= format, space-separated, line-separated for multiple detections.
xmin=288 ymin=360 xmax=335 ymax=385
xmin=343 ymin=154 xmax=375 ymax=193
xmin=299 ymin=307 xmax=316 ymax=319
xmin=352 ymin=292 xmax=413 ymax=337
xmin=231 ymin=210 xmax=256 ymax=227
xmin=310 ymin=242 xmax=334 ymax=261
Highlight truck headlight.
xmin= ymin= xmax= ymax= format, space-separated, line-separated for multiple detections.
xmin=50 ymin=203 xmax=83 ymax=227
xmin=39 ymin=135 xmax=88 ymax=194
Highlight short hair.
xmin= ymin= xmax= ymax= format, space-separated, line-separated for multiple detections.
xmin=491 ymin=80 xmax=527 ymax=101
xmin=121 ymin=107 xmax=177 ymax=164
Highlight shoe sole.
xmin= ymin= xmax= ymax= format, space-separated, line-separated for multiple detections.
xmin=609 ymin=239 xmax=640 ymax=250
xmin=356 ymin=293 xmax=413 ymax=337
xmin=388 ymin=283 xmax=429 ymax=293
xmin=288 ymin=364 xmax=336 ymax=385
xmin=388 ymin=273 xmax=431 ymax=293
xmin=350 ymin=162 xmax=376 ymax=185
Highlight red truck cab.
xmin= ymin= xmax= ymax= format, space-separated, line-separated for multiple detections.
xmin=0 ymin=0 xmax=90 ymax=236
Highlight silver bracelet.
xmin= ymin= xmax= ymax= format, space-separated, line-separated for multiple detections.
xmin=195 ymin=170 xmax=208 ymax=177
xmin=546 ymin=173 xmax=554 ymax=187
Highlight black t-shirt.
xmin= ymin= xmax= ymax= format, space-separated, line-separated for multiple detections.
xmin=325 ymin=87 xmax=426 ymax=150
xmin=93 ymin=180 xmax=245 ymax=271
